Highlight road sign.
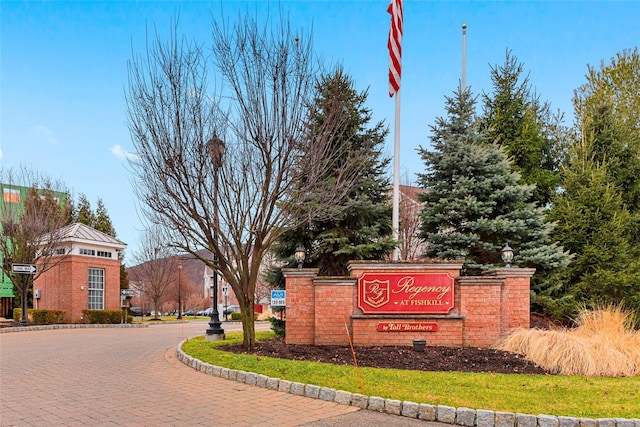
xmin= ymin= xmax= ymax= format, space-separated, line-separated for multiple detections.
xmin=12 ymin=264 xmax=37 ymax=274
xmin=221 ymin=285 xmax=230 ymax=296
xmin=270 ymin=289 xmax=286 ymax=307
xmin=121 ymin=289 xmax=135 ymax=296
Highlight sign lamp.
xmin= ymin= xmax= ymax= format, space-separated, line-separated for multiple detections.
xmin=294 ymin=246 xmax=306 ymax=269
xmin=501 ymin=244 xmax=514 ymax=268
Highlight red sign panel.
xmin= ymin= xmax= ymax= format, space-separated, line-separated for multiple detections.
xmin=358 ymin=272 xmax=455 ymax=314
xmin=377 ymin=322 xmax=439 ymax=332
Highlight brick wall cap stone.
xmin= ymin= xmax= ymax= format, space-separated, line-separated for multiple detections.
xmin=482 ymin=268 xmax=536 ymax=278
xmin=313 ymin=278 xmax=357 ymax=286
xmin=282 ymin=268 xmax=319 ymax=278
xmin=456 ymin=277 xmax=504 ymax=286
xmin=348 ymin=260 xmax=464 ymax=272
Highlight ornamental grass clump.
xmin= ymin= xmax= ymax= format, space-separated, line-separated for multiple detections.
xmin=498 ymin=305 xmax=640 ymax=377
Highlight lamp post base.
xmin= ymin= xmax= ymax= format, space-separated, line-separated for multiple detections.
xmin=205 ymin=332 xmax=226 ymax=341
xmin=206 ymin=313 xmax=225 ymax=341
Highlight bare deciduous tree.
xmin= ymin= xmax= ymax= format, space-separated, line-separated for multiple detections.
xmin=128 ymin=227 xmax=177 ymax=320
xmin=398 ymin=183 xmax=426 ymax=261
xmin=126 ymin=17 xmax=365 ymax=349
xmin=0 ymin=167 xmax=72 ymax=325
xmin=184 ymin=294 xmax=207 ymax=316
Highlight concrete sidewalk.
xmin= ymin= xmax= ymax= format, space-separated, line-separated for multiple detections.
xmin=0 ymin=321 xmax=443 ymax=426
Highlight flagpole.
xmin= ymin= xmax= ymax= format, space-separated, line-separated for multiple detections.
xmin=392 ymin=89 xmax=401 ymax=261
xmin=387 ymin=0 xmax=402 ymax=261
xmin=462 ymin=23 xmax=467 ymax=91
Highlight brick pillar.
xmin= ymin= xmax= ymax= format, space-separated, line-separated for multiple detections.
xmin=313 ymin=278 xmax=356 ymax=345
xmin=283 ymin=268 xmax=319 ymax=344
xmin=483 ymin=268 xmax=535 ymax=335
xmin=457 ymin=276 xmax=503 ymax=347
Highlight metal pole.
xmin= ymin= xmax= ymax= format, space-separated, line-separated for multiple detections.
xmin=206 ymin=136 xmax=225 ymax=340
xmin=224 ymin=292 xmax=228 ymax=321
xmin=462 ymin=23 xmax=467 ymax=92
xmin=177 ymin=264 xmax=182 ymax=320
xmin=20 ymin=275 xmax=28 ymax=326
xmin=207 ymin=260 xmax=223 ymax=333
xmin=391 ymin=89 xmax=401 ymax=261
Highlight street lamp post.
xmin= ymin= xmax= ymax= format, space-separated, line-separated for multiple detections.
xmin=222 ymin=285 xmax=229 ymax=321
xmin=18 ymin=275 xmax=28 ymax=326
xmin=177 ymin=263 xmax=182 ymax=320
xmin=206 ymin=134 xmax=225 ymax=341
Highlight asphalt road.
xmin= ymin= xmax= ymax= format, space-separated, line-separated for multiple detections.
xmin=0 ymin=321 xmax=446 ymax=427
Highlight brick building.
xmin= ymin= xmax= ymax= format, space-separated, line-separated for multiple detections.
xmin=34 ymin=223 xmax=126 ymax=322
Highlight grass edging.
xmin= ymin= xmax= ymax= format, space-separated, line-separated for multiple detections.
xmin=177 ymin=338 xmax=640 ymax=426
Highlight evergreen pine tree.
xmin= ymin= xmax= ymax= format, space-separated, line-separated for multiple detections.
xmin=540 ymin=48 xmax=640 ymax=320
xmin=481 ymin=51 xmax=563 ymax=208
xmin=573 ymin=48 xmax=640 ymax=213
xmin=119 ymin=263 xmax=130 ymax=290
xmin=545 ymin=138 xmax=640 ymax=318
xmin=74 ymin=194 xmax=95 ymax=227
xmin=273 ymin=68 xmax=394 ymax=275
xmin=417 ymin=87 xmax=568 ymax=273
xmin=94 ymin=198 xmax=117 ymax=237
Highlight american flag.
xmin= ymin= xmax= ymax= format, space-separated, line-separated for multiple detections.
xmin=387 ymin=0 xmax=403 ymax=97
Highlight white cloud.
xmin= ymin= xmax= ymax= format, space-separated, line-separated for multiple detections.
xmin=110 ymin=144 xmax=138 ymax=161
xmin=33 ymin=125 xmax=59 ymax=145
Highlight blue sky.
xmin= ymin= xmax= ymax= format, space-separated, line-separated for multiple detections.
xmin=2 ymin=1 xmax=638 ymax=260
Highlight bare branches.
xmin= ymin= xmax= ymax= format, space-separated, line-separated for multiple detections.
xmin=0 ymin=167 xmax=72 ymax=324
xmin=398 ymin=183 xmax=426 ymax=261
xmin=126 ymin=15 xmax=366 ymax=348
xmin=129 ymin=227 xmax=178 ymax=318
xmin=1 ymin=167 xmax=72 ymax=275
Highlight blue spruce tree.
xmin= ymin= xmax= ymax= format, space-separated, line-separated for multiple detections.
xmin=417 ymin=87 xmax=569 ymax=273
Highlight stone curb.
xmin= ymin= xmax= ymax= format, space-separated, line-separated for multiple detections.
xmin=0 ymin=323 xmax=147 ymax=333
xmin=176 ymin=341 xmax=640 ymax=427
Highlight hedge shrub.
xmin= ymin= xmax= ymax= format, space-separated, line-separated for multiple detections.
xmin=13 ymin=309 xmax=66 ymax=324
xmin=268 ymin=317 xmax=286 ymax=337
xmin=82 ymin=310 xmax=126 ymax=324
xmin=32 ymin=309 xmax=65 ymax=324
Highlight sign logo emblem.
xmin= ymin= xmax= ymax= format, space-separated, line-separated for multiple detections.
xmin=362 ymin=279 xmax=390 ymax=308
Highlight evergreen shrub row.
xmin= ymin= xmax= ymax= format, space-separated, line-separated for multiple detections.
xmin=82 ymin=309 xmax=127 ymax=324
xmin=13 ymin=309 xmax=66 ymax=324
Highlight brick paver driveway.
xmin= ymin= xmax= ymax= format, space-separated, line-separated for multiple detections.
xmin=1 ymin=321 xmax=441 ymax=427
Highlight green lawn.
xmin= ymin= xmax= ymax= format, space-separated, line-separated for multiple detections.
xmin=182 ymin=332 xmax=640 ymax=419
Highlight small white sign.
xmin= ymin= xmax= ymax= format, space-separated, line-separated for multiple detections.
xmin=270 ymin=289 xmax=286 ymax=307
xmin=12 ymin=263 xmax=37 ymax=274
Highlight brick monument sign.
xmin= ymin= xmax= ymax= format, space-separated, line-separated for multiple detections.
xmin=283 ymin=261 xmax=534 ymax=348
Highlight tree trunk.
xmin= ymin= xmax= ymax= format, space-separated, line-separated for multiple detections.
xmin=241 ymin=299 xmax=256 ymax=350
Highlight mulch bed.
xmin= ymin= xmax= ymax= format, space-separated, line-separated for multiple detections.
xmin=222 ymin=336 xmax=551 ymax=375
xmin=220 ymin=313 xmax=565 ymax=375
